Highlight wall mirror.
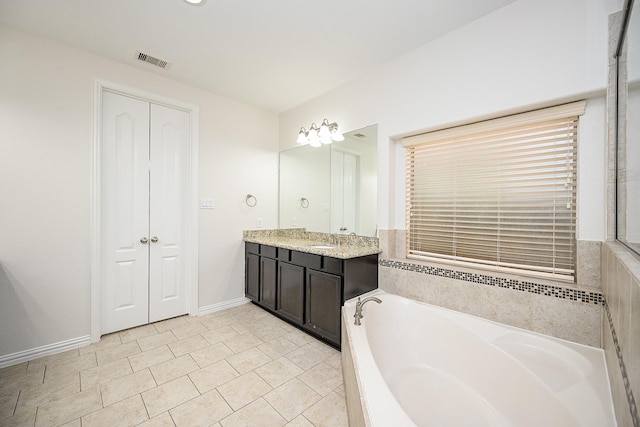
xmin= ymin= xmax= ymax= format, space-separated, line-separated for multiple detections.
xmin=616 ymin=0 xmax=639 ymax=256
xmin=279 ymin=125 xmax=378 ymax=236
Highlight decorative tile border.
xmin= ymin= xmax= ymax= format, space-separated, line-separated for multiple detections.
xmin=604 ymin=300 xmax=640 ymax=427
xmin=379 ymin=258 xmax=604 ymax=305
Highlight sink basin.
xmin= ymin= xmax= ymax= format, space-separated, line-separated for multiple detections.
xmin=307 ymin=244 xmax=337 ymax=249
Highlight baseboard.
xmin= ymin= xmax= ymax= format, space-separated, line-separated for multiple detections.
xmin=0 ymin=335 xmax=92 ymax=369
xmin=198 ymin=297 xmax=251 ymax=316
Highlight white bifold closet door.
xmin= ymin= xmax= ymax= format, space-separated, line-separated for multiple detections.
xmin=101 ymin=90 xmax=190 ymax=335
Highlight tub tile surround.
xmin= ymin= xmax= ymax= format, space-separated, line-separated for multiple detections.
xmin=378 ymin=229 xmax=604 ymax=347
xmin=0 ymin=303 xmax=347 ymax=426
xmin=602 ymin=243 xmax=640 ymax=427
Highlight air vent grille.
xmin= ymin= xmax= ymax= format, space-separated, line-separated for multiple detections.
xmin=353 ymin=133 xmax=366 ymax=138
xmin=135 ymin=51 xmax=170 ymax=69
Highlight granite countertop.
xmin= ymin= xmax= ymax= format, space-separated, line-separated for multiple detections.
xmin=243 ymin=229 xmax=382 ymax=259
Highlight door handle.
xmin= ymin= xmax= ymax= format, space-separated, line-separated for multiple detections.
xmin=150 ymin=236 xmax=159 ymax=243
xmin=140 ymin=237 xmax=148 ymax=244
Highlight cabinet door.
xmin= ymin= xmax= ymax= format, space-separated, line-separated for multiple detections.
xmin=245 ymin=252 xmax=260 ymax=301
xmin=260 ymin=257 xmax=277 ymax=310
xmin=277 ymin=262 xmax=305 ymax=324
xmin=305 ymin=269 xmax=342 ymax=345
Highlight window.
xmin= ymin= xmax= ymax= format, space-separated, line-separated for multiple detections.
xmin=404 ymin=102 xmax=585 ymax=280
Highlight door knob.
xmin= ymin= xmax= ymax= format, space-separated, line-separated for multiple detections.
xmin=140 ymin=237 xmax=148 ymax=244
xmin=150 ymin=236 xmax=159 ymax=243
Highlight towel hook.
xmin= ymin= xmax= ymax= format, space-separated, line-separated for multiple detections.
xmin=300 ymin=197 xmax=309 ymax=208
xmin=245 ymin=194 xmax=257 ymax=207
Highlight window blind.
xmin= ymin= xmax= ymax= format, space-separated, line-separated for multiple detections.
xmin=404 ymin=102 xmax=585 ymax=280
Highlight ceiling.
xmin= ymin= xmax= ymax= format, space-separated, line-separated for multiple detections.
xmin=0 ymin=0 xmax=516 ymax=113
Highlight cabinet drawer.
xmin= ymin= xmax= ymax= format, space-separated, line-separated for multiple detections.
xmin=291 ymin=251 xmax=322 ymax=270
xmin=277 ymin=248 xmax=291 ymax=261
xmin=260 ymin=245 xmax=277 ymax=258
xmin=323 ymin=256 xmax=343 ymax=275
xmin=246 ymin=242 xmax=260 ymax=255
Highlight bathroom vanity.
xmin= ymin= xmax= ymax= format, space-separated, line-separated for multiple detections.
xmin=243 ymin=230 xmax=379 ymax=348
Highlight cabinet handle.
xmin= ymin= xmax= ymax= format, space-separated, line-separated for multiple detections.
xmin=140 ymin=237 xmax=148 ymax=244
xmin=150 ymin=236 xmax=159 ymax=243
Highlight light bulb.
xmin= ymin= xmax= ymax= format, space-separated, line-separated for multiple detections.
xmin=296 ymin=128 xmax=307 ymax=144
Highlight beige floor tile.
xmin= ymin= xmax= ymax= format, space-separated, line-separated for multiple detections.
xmin=0 ymin=362 xmax=28 ymax=379
xmin=27 ymin=348 xmax=79 ymax=370
xmin=44 ymin=353 xmax=97 ymax=382
xmin=169 ymin=389 xmax=233 ymax=426
xmin=226 ymin=347 xmax=271 ymax=374
xmin=78 ymin=333 xmax=122 ymax=356
xmin=80 ymin=358 xmax=132 ymax=390
xmin=200 ymin=315 xmax=233 ymax=330
xmin=255 ymin=357 xmax=304 ymax=388
xmin=15 ymin=372 xmax=79 ymax=411
xmin=153 ymin=316 xmax=190 ymax=334
xmin=297 ymin=362 xmax=343 ymax=396
xmin=219 ymin=398 xmax=286 ymax=427
xmin=285 ymin=415 xmax=315 ymax=427
xmin=34 ymin=386 xmax=102 ymax=427
xmin=0 ymin=366 xmax=45 ymax=395
xmin=333 ymin=384 xmax=346 ymax=398
xmin=136 ymin=412 xmax=176 ymax=427
xmin=101 ymin=369 xmax=157 ymax=407
xmin=263 ymin=378 xmax=321 ymax=422
xmin=2 ymin=406 xmax=37 ymax=427
xmin=252 ymin=325 xmax=289 ymax=342
xmin=128 ymin=346 xmax=175 ymax=372
xmin=190 ymin=342 xmax=234 ymax=368
xmin=284 ymin=344 xmax=332 ymax=371
xmin=0 ymin=390 xmax=19 ymax=418
xmin=229 ymin=319 xmax=265 ymax=335
xmin=171 ymin=322 xmax=208 ymax=340
xmin=150 ymin=354 xmax=199 ymax=385
xmin=324 ymin=352 xmax=342 ymax=370
xmin=188 ymin=360 xmax=240 ymax=394
xmin=138 ymin=331 xmax=178 ymax=352
xmin=82 ymin=394 xmax=148 ymax=427
xmin=217 ymin=371 xmax=272 ymax=411
xmin=141 ymin=376 xmax=199 ymax=418
xmin=201 ymin=326 xmax=239 ymax=345
xmin=167 ymin=335 xmax=209 ymax=357
xmin=60 ymin=418 xmax=82 ymax=426
xmin=302 ymin=391 xmax=348 ymax=427
xmin=96 ymin=340 xmax=141 ymax=366
xmin=119 ymin=324 xmax=158 ymax=343
xmin=282 ymin=330 xmax=316 ymax=347
xmin=222 ymin=333 xmax=263 ymax=353
xmin=257 ymin=336 xmax=299 ymax=359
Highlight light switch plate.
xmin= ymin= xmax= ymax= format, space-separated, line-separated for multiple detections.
xmin=200 ymin=198 xmax=215 ymax=209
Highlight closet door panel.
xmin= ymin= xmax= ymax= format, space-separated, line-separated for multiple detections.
xmin=148 ymin=103 xmax=190 ymax=322
xmin=101 ymin=91 xmax=150 ymax=334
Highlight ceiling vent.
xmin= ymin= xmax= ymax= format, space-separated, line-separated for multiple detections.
xmin=135 ymin=51 xmax=171 ymax=69
xmin=353 ymin=133 xmax=367 ymax=138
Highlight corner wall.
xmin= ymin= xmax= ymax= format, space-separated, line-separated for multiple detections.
xmin=0 ymin=24 xmax=279 ymax=362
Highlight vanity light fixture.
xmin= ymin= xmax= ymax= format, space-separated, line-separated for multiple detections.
xmin=296 ymin=119 xmax=344 ymax=147
xmin=183 ymin=0 xmax=206 ymax=5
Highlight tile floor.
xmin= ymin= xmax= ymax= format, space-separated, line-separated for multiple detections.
xmin=0 ymin=303 xmax=348 ymax=426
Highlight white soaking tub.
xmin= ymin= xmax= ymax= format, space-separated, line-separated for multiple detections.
xmin=341 ymin=291 xmax=616 ymax=427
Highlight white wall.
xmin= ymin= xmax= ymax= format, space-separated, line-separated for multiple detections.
xmin=280 ymin=0 xmax=620 ymax=242
xmin=0 ymin=24 xmax=279 ymax=358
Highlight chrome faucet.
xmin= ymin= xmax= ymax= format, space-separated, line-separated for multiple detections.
xmin=354 ymin=296 xmax=382 ymax=325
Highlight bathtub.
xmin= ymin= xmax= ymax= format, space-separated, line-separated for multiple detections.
xmin=341 ymin=291 xmax=616 ymax=427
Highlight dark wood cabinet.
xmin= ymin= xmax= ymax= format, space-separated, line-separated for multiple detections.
xmin=276 ymin=262 xmax=305 ymax=324
xmin=259 ymin=256 xmax=277 ymax=310
xmin=304 ymin=269 xmax=342 ymax=344
xmin=245 ymin=250 xmax=260 ymax=301
xmin=245 ymin=242 xmax=378 ymax=348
